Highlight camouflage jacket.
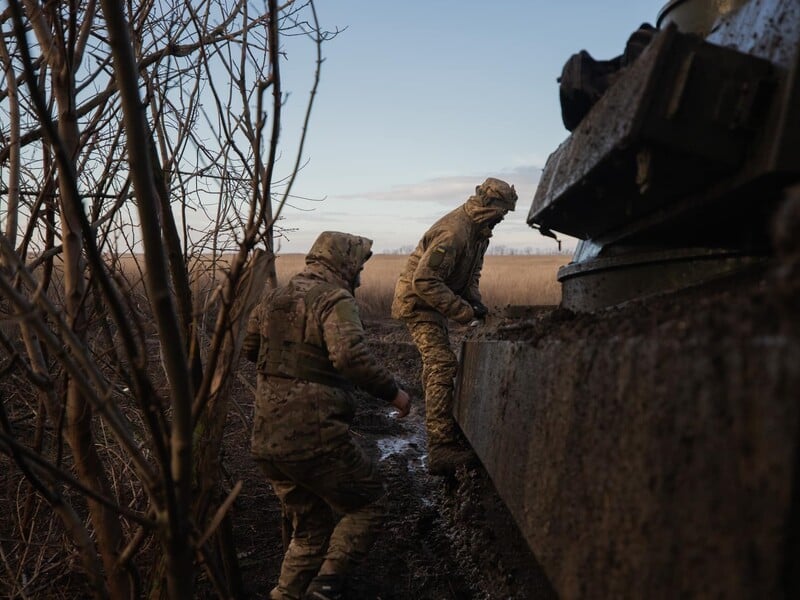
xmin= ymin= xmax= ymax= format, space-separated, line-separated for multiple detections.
xmin=391 ymin=182 xmax=515 ymax=324
xmin=245 ymin=232 xmax=399 ymax=460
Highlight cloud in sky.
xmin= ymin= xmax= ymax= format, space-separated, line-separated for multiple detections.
xmin=277 ymin=164 xmax=578 ymax=254
xmin=268 ymin=0 xmax=665 ymax=256
xmin=337 ymin=165 xmax=542 ymax=207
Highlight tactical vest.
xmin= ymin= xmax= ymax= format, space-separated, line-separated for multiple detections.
xmin=258 ymin=281 xmax=350 ymax=389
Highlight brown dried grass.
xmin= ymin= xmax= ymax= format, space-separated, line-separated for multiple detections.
xmin=274 ymin=253 xmax=568 ymax=320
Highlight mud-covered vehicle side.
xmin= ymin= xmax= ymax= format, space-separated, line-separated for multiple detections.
xmin=454 ymin=1 xmax=800 ymax=597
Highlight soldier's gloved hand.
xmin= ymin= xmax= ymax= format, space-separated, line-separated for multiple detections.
xmin=391 ymin=388 xmax=411 ymax=418
xmin=472 ymin=302 xmax=489 ymax=320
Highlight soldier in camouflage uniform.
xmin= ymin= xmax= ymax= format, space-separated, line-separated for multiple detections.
xmin=391 ymin=178 xmax=517 ymax=475
xmin=245 ymin=231 xmax=411 ymax=600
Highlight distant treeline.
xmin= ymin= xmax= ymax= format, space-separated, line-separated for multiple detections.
xmin=381 ymin=245 xmax=574 ymax=256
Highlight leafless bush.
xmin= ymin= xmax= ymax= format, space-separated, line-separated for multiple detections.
xmin=0 ymin=1 xmax=334 ymax=597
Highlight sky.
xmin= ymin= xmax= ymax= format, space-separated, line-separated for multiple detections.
xmin=272 ymin=0 xmax=669 ymax=254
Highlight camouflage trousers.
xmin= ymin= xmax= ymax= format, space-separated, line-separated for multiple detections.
xmin=406 ymin=320 xmax=459 ymax=447
xmin=256 ymin=438 xmax=387 ymax=600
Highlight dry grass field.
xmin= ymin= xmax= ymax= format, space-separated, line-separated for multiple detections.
xmin=24 ymin=253 xmax=568 ymax=326
xmin=96 ymin=253 xmax=568 ymax=323
xmin=275 ymin=253 xmax=569 ymax=319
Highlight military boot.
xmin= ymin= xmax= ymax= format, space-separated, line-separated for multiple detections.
xmin=305 ymin=574 xmax=345 ymax=600
xmin=428 ymin=441 xmax=477 ymax=476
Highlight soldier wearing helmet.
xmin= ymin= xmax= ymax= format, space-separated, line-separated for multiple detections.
xmin=391 ymin=178 xmax=517 ymax=476
xmin=245 ymin=231 xmax=411 ymax=600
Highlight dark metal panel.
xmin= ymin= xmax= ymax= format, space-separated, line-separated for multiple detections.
xmin=706 ymin=0 xmax=800 ymax=173
xmin=557 ymin=247 xmax=767 ymax=311
xmin=453 ymin=333 xmax=798 ymax=598
xmin=528 ymin=0 xmax=800 ymax=244
xmin=529 ymin=26 xmax=777 ymax=240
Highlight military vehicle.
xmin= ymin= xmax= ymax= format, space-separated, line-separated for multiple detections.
xmin=454 ymin=0 xmax=799 ymax=596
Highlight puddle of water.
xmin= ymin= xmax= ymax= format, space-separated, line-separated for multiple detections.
xmin=376 ymin=437 xmax=414 ymax=461
xmin=376 ymin=437 xmax=431 ymax=478
xmin=377 ymin=408 xmax=428 ymax=472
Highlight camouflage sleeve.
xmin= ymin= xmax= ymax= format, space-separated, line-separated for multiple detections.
xmin=318 ymin=290 xmax=400 ymax=401
xmin=465 ymin=251 xmax=485 ymax=305
xmin=411 ymin=232 xmax=474 ymax=324
xmin=243 ymin=288 xmax=271 ymax=363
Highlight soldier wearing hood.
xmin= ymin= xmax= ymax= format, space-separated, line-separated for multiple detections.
xmin=245 ymin=231 xmax=411 ymax=600
xmin=391 ymin=178 xmax=517 ymax=475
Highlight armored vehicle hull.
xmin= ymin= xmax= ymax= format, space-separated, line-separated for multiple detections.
xmin=454 ymin=1 xmax=800 ymax=596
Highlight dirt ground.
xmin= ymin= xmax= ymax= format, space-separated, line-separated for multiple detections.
xmin=0 ymin=316 xmax=555 ymax=599
xmin=225 ymin=318 xmax=557 ymax=600
xmin=4 ymin=254 xmax=795 ymax=597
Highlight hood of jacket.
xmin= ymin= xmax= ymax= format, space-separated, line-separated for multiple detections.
xmin=304 ymin=231 xmax=373 ymax=291
xmin=463 ymin=177 xmax=518 ymax=230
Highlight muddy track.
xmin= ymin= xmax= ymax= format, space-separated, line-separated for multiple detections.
xmin=227 ymin=320 xmax=555 ymax=599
